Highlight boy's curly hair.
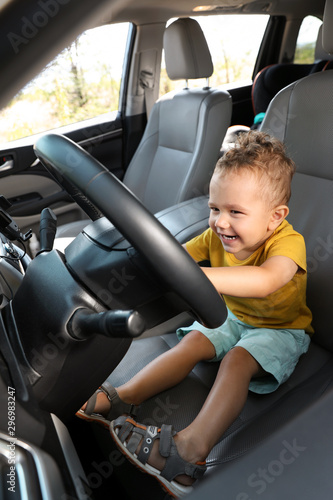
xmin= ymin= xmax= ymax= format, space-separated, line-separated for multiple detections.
xmin=215 ymin=130 xmax=296 ymax=207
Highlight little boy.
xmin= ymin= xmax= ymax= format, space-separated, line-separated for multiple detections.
xmin=79 ymin=131 xmax=313 ymax=498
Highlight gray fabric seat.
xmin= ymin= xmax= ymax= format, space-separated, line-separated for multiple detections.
xmin=55 ymin=18 xmax=231 ymax=242
xmin=104 ymin=0 xmax=333 ymax=485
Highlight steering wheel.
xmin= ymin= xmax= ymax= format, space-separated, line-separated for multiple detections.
xmin=34 ymin=133 xmax=226 ymax=329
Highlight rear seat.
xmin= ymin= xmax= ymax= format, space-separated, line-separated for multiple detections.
xmin=252 ymin=24 xmax=332 ymax=127
xmin=222 ymin=24 xmax=333 ymax=152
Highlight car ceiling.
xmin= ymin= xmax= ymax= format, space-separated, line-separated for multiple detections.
xmin=111 ymin=0 xmax=325 ymax=24
xmin=0 ymin=0 xmax=326 ymax=111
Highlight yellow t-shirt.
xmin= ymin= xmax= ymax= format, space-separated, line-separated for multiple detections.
xmin=186 ymin=220 xmax=313 ymax=334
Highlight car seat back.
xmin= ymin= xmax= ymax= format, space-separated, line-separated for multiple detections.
xmin=261 ymin=71 xmax=333 ymax=352
xmin=123 ymin=18 xmax=231 ymax=213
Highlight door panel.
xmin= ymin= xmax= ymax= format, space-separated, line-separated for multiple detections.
xmin=0 ymin=112 xmax=126 ymax=238
xmin=0 ymin=174 xmax=84 ymax=234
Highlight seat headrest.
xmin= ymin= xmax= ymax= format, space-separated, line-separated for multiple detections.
xmin=163 ymin=18 xmax=213 ymax=81
xmin=323 ymin=0 xmax=333 ymax=54
xmin=314 ymin=24 xmax=333 ymax=61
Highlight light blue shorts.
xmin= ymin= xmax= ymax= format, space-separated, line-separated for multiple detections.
xmin=176 ymin=309 xmax=310 ymax=394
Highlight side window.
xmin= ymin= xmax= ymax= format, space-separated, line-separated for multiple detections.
xmin=160 ymin=14 xmax=269 ymax=96
xmin=294 ymin=16 xmax=322 ymax=63
xmin=0 ymin=23 xmax=130 ymax=143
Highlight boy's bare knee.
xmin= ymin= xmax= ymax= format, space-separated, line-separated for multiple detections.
xmin=223 ymin=346 xmax=262 ymax=377
xmin=180 ymin=330 xmax=216 ymax=360
xmin=182 ymin=329 xmax=210 ymax=346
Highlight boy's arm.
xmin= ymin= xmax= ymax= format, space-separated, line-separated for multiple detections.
xmin=201 ymin=256 xmax=298 ymax=298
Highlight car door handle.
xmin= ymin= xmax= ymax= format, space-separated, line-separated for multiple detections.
xmin=0 ymin=159 xmax=14 ymax=171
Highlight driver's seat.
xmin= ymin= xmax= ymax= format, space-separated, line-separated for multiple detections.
xmin=55 ymin=18 xmax=231 ymax=247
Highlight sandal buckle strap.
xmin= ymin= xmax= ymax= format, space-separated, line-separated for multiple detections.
xmin=100 ymin=383 xmax=117 ymax=402
xmin=159 ymin=424 xmax=174 ymax=458
xmin=100 ymin=383 xmax=140 ymax=420
xmin=137 ymin=425 xmax=160 ymax=465
xmin=84 ymin=392 xmax=98 ymax=415
xmin=159 ymin=427 xmax=207 ymax=482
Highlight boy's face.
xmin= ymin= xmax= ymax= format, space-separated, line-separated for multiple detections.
xmin=208 ymin=169 xmax=284 ymax=260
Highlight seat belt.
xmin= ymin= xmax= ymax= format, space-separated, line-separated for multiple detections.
xmin=139 ymin=70 xmax=155 ymax=120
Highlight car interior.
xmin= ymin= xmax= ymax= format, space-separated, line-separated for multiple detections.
xmin=54 ymin=16 xmax=232 ymax=245
xmin=0 ymin=0 xmax=333 ymax=499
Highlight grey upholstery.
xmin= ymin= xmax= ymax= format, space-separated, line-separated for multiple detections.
xmin=163 ymin=17 xmax=213 ymax=81
xmin=261 ymin=71 xmax=333 ymax=352
xmin=323 ymin=0 xmax=333 ymax=53
xmin=103 ymin=1 xmax=333 ymax=485
xmin=55 ymin=18 xmax=231 ymax=241
xmin=314 ymin=23 xmax=333 ymax=62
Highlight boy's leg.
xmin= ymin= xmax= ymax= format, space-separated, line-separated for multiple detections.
xmin=83 ymin=330 xmax=216 ymax=415
xmin=118 ymin=346 xmax=263 ymax=486
xmin=175 ymin=346 xmax=264 ymax=462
